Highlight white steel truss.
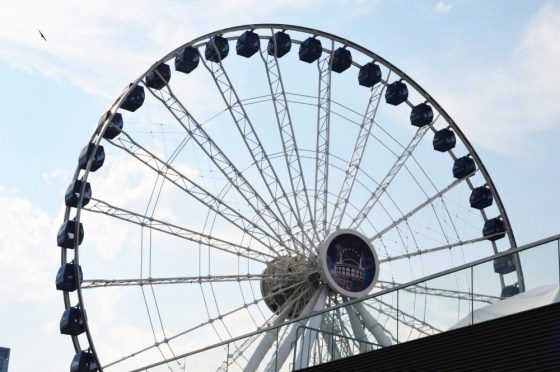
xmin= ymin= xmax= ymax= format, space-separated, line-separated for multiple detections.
xmin=328 ymin=82 xmax=385 ymax=234
xmin=108 ymin=132 xmax=290 ymax=254
xmin=200 ymin=45 xmax=312 ymax=253
xmin=145 ymin=79 xmax=303 ymax=254
xmin=350 ymin=124 xmax=432 ymax=230
xmin=260 ymin=29 xmax=317 ymax=245
xmin=84 ymin=198 xmax=273 ymax=263
xmin=314 ymin=41 xmax=334 ymax=240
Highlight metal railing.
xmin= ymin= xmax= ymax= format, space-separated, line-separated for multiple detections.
xmin=137 ymin=234 xmax=560 ymax=371
xmin=293 ymin=325 xmax=378 ymax=369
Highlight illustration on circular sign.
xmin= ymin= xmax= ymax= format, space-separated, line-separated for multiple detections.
xmin=321 ymin=229 xmax=380 ymax=298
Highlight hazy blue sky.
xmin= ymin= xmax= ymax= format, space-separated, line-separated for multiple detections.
xmin=1 ymin=1 xmax=559 ymax=370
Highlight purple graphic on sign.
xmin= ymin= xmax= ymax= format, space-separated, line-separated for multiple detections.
xmin=325 ymin=233 xmax=376 ymax=293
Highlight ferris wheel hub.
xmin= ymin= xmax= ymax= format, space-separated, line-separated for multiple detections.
xmin=260 ymin=254 xmax=319 ymax=319
xmin=319 ymin=229 xmax=380 ymax=298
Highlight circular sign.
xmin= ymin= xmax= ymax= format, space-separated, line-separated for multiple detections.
xmin=319 ymin=229 xmax=379 ymax=298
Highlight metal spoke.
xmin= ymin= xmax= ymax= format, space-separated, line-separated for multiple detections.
xmin=353 ymin=303 xmax=393 ymax=347
xmin=346 ymin=304 xmax=374 ymax=353
xmin=364 ymin=299 xmax=443 ymax=338
xmin=244 ymin=285 xmax=317 ymax=372
xmin=314 ymin=41 xmax=334 ymax=241
xmin=112 ymin=278 xmax=310 ymax=370
xmin=375 ymin=281 xmax=499 ymax=304
xmin=220 ymin=313 xmax=278 ymax=372
xmin=380 ymin=235 xmax=499 ymax=263
xmin=199 ymin=45 xmax=310 ymax=253
xmin=266 ymin=285 xmax=327 ymax=372
xmin=145 ymin=78 xmax=298 ymax=255
xmin=84 ymin=198 xmax=273 ymax=263
xmin=319 ymin=315 xmax=341 ymax=361
xmin=349 ymin=124 xmax=432 ymax=230
xmin=260 ymin=29 xmax=317 ymax=244
xmin=369 ymin=175 xmax=470 ymax=242
xmin=328 ymin=81 xmax=385 ymax=233
xmin=82 ymin=273 xmax=312 ymax=289
xmin=107 ymin=130 xmax=294 ymax=254
xmin=331 ymin=306 xmax=353 ymax=357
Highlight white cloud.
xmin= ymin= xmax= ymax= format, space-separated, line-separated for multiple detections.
xmin=0 ymin=0 xmax=376 ymax=101
xmin=434 ymin=2 xmax=452 ymax=14
xmin=0 ymin=188 xmax=59 ymax=304
xmin=427 ymin=4 xmax=560 ymax=156
xmin=41 ymin=169 xmax=68 ymax=185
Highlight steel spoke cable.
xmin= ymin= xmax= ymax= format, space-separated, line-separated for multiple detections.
xmin=349 ymin=123 xmax=432 ymax=230
xmin=142 ymin=165 xmax=183 ymax=365
xmin=234 ymin=255 xmax=262 ymax=330
xmin=198 ymin=280 xmax=225 ymax=344
xmin=83 ymin=198 xmax=272 ymax=262
xmin=365 ymin=162 xmax=435 ymax=276
xmin=379 ymin=234 xmax=502 ymax=264
xmin=363 ymin=300 xmax=441 ymax=338
xmin=375 ymin=280 xmax=498 ymax=304
xmin=224 ymin=313 xmax=279 ymax=371
xmin=241 ymin=286 xmax=318 ymax=371
xmin=199 ymin=208 xmax=224 ymax=342
xmin=146 ymin=78 xmax=297 ymax=255
xmin=409 ymin=152 xmax=462 ymax=242
xmin=106 ymin=130 xmax=286 ymax=254
xmin=328 ymin=79 xmax=387 ymax=234
xmin=103 ymin=277 xmax=310 ymax=368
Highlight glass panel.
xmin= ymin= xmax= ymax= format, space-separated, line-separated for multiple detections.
xmin=518 ymin=240 xmax=559 ymax=291
xmin=357 ymin=291 xmax=398 ymax=347
xmin=422 ymin=266 xmax=472 ymax=332
xmin=316 ymin=307 xmax=346 ymax=363
xmin=396 ymin=277 xmax=439 ymax=343
xmin=227 ymin=328 xmax=278 ymax=372
xmin=471 ymin=254 xmax=504 ymax=326
xmin=148 ymin=239 xmax=560 ymax=372
xmin=170 ymin=344 xmax=228 ymax=372
xmin=277 ymin=322 xmax=303 ymax=372
xmin=292 ymin=313 xmax=326 ymax=369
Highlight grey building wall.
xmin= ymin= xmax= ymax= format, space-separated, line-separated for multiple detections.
xmin=302 ymin=302 xmax=560 ymax=372
xmin=0 ymin=347 xmax=10 ymax=372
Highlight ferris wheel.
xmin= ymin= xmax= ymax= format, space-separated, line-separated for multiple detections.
xmin=56 ymin=24 xmax=522 ymax=371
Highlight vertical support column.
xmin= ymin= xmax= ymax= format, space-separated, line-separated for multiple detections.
xmin=294 ymin=293 xmax=326 ymax=369
xmin=354 ymin=303 xmax=392 ymax=347
xmin=348 ymin=305 xmax=373 ymax=353
xmin=513 ymin=252 xmax=525 ymax=293
xmin=266 ymin=286 xmax=327 ymax=372
xmin=320 ymin=315 xmax=341 ymax=362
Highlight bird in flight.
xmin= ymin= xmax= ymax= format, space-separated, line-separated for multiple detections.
xmin=38 ymin=29 xmax=47 ymax=41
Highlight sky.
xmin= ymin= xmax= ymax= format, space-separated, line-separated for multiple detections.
xmin=1 ymin=0 xmax=560 ymax=371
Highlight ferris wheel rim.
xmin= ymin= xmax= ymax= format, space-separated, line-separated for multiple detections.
xmin=106 ymin=23 xmax=516 ymax=249
xmin=58 ymin=23 xmax=518 ymax=371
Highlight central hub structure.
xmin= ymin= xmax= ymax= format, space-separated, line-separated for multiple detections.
xmin=260 ymin=255 xmax=318 ymax=319
xmin=319 ymin=229 xmax=380 ymax=298
xmin=260 ymin=229 xmax=380 ymax=319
